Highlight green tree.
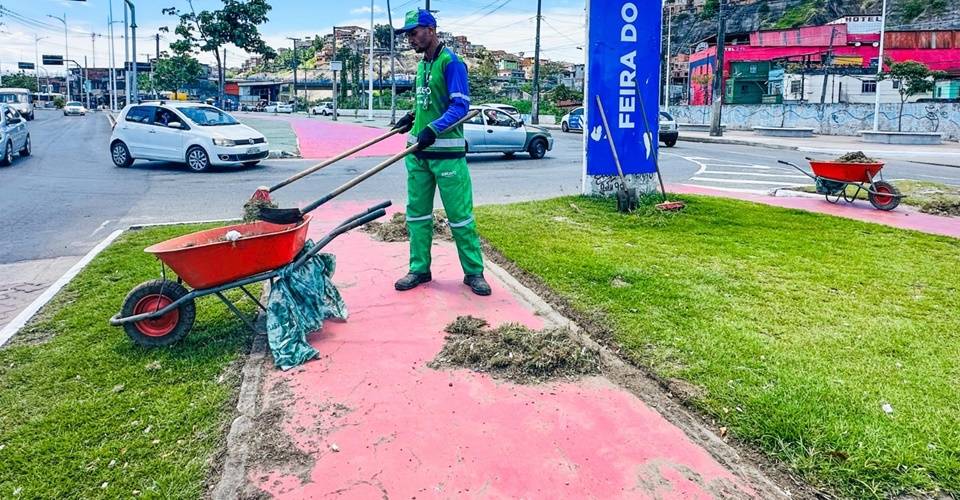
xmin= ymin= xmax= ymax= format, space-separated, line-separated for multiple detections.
xmin=137 ymin=73 xmax=157 ymax=96
xmin=472 ymin=48 xmax=498 ymax=80
xmin=0 ymin=73 xmax=38 ymax=92
xmin=163 ymin=0 xmax=276 ymax=96
xmin=701 ymin=0 xmax=718 ymax=19
xmin=154 ymin=55 xmax=206 ymax=99
xmin=881 ymin=60 xmax=947 ymax=131
xmin=374 ymin=24 xmax=393 ymax=49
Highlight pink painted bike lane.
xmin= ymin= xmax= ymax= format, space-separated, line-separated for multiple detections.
xmin=290 ymin=118 xmax=407 ymax=159
xmin=671 ymin=184 xmax=960 ymax=239
xmin=244 ymin=201 xmax=781 ymax=499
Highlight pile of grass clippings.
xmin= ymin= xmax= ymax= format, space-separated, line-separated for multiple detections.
xmin=429 ymin=316 xmax=602 ymax=384
xmin=362 ymin=210 xmax=452 ymax=242
xmin=242 ymin=198 xmax=278 ymax=222
xmin=834 ymin=151 xmax=879 ymax=163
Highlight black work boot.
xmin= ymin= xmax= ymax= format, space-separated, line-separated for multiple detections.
xmin=463 ymin=274 xmax=492 ymax=296
xmin=395 ymin=272 xmax=432 ymax=291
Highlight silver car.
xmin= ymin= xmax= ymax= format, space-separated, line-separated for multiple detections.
xmin=0 ymin=104 xmax=31 ymax=166
xmin=464 ymin=105 xmax=554 ymax=159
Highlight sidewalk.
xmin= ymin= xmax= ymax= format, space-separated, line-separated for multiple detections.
xmin=670 ymin=183 xmax=960 ymax=239
xmin=221 ymin=201 xmax=789 ymax=499
xmin=679 ymin=129 xmax=960 ymax=167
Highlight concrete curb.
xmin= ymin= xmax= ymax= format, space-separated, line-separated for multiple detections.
xmin=0 ymin=229 xmax=124 ymax=347
xmin=212 ymin=288 xmax=270 ymax=500
xmin=678 ymin=135 xmax=800 ymax=151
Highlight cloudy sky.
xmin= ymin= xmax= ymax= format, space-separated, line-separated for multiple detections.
xmin=0 ymin=0 xmax=587 ymax=77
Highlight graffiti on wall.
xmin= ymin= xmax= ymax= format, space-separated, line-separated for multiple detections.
xmin=668 ymin=103 xmax=960 ymax=141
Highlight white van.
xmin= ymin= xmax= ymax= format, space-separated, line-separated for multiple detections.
xmin=0 ymin=88 xmax=35 ymax=121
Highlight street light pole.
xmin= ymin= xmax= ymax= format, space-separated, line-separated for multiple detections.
xmin=287 ymin=37 xmax=299 ymax=112
xmin=387 ymin=0 xmax=397 ymax=124
xmin=126 ymin=0 xmax=138 ymax=103
xmin=332 ymin=27 xmax=339 ymax=121
xmin=108 ymin=1 xmax=119 ymax=110
xmin=872 ymin=0 xmax=888 ymax=132
xmin=367 ymin=0 xmax=375 ymax=121
xmin=531 ymin=0 xmax=542 ymax=124
xmin=35 ymin=35 xmax=49 ymax=95
xmin=47 ymin=14 xmax=70 ymax=101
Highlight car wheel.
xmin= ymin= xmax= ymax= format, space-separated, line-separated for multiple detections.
xmin=528 ymin=138 xmax=547 ymax=159
xmin=186 ymin=146 xmax=211 ymax=172
xmin=27 ymin=113 xmax=34 ymax=121
xmin=664 ymin=138 xmax=677 ymax=147
xmin=0 ymin=141 xmax=13 ymax=166
xmin=562 ymin=122 xmax=569 ymax=132
xmin=242 ymin=161 xmax=260 ymax=168
xmin=19 ymin=134 xmax=31 ymax=157
xmin=111 ymin=141 xmax=134 ymax=168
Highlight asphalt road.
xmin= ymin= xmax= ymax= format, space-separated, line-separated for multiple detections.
xmin=1 ymin=109 xmax=958 ymax=330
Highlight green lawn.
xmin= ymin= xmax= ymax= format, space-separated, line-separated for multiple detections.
xmin=0 ymin=224 xmax=258 ymax=498
xmin=477 ymin=195 xmax=960 ymax=498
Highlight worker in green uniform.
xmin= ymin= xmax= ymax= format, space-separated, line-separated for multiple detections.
xmin=392 ymin=9 xmax=491 ymax=296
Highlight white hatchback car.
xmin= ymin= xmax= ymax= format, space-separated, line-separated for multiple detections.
xmin=109 ymin=102 xmax=269 ymax=172
xmin=63 ymin=101 xmax=87 ymax=116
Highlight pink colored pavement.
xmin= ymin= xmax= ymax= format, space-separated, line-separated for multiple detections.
xmin=247 ymin=201 xmax=770 ymax=499
xmin=671 ymin=184 xmax=960 ymax=239
xmin=290 ymin=119 xmax=407 ymax=159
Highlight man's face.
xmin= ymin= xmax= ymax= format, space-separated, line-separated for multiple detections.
xmin=406 ymin=26 xmax=435 ymax=53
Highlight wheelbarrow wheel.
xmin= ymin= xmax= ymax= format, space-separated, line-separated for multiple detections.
xmin=121 ymin=279 xmax=195 ymax=347
xmin=869 ymin=181 xmax=901 ymax=211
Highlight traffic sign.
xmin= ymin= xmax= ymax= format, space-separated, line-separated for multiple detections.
xmin=18 ymin=62 xmax=35 ymax=70
xmin=42 ymin=55 xmax=64 ymax=66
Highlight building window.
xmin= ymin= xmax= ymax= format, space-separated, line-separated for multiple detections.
xmin=861 ymin=80 xmax=877 ymax=93
xmin=790 ymin=80 xmax=802 ymax=94
xmin=892 ymin=80 xmax=900 ymax=90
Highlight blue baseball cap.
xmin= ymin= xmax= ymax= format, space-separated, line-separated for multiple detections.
xmin=395 ymin=9 xmax=436 ymax=34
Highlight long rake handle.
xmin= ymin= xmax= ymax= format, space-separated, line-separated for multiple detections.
xmin=268 ymin=128 xmax=401 ymax=193
xmin=297 ymin=109 xmax=480 ymax=216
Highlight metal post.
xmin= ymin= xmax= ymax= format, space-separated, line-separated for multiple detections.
xmin=709 ymin=0 xmax=726 ymax=136
xmin=872 ymin=0 xmax=888 ymax=131
xmin=123 ymin=3 xmax=129 ymax=105
xmin=387 ymin=0 xmax=397 ymax=124
xmin=108 ymin=2 xmax=118 ymax=111
xmin=332 ymin=27 xmax=338 ymax=121
xmin=819 ymin=27 xmax=837 ymax=109
xmin=664 ymin=5 xmax=672 ymax=110
xmin=34 ymin=35 xmax=47 ymax=94
xmin=367 ymin=0 xmax=375 ymax=121
xmin=531 ymin=0 xmax=542 ymax=124
xmin=126 ymin=0 xmax=137 ymax=103
xmin=84 ymin=55 xmax=90 ymax=109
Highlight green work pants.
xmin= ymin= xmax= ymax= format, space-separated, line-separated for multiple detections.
xmin=405 ymin=154 xmax=484 ymax=276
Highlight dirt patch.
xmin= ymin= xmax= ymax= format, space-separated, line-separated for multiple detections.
xmin=361 ymin=211 xmax=452 ymax=242
xmin=242 ymin=198 xmax=279 ymax=223
xmin=429 ymin=315 xmax=602 ymax=384
xmin=918 ymin=196 xmax=960 ymax=217
xmin=242 ymin=379 xmax=315 ymax=492
xmin=833 ymin=151 xmax=879 ymax=163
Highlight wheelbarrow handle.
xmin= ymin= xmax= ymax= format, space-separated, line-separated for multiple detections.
xmin=778 ymin=159 xmax=817 ymax=180
xmin=292 ymin=207 xmax=390 ymax=268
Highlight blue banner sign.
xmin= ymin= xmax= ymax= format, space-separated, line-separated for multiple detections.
xmin=585 ymin=0 xmax=661 ymax=176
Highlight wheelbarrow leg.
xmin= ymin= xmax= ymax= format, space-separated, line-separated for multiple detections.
xmin=215 ymin=291 xmax=260 ymax=334
xmin=239 ymin=285 xmax=267 ymax=312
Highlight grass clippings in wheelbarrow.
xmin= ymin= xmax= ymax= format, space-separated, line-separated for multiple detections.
xmin=361 ymin=211 xmax=453 ymax=242
xmin=429 ymin=315 xmax=602 ymax=384
xmin=833 ymin=151 xmax=879 ymax=163
xmin=242 ymin=198 xmax=279 ymax=223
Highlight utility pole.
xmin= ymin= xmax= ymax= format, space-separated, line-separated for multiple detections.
xmin=708 ymin=0 xmax=726 ymax=136
xmin=155 ymin=33 xmax=160 ymax=60
xmin=387 ymin=0 xmax=397 ymax=124
xmin=367 ymin=0 xmax=374 ymax=121
xmin=426 ymin=0 xmax=430 ymax=10
xmin=872 ymin=0 xmax=888 ymax=131
xmin=531 ymin=0 xmax=542 ymax=124
xmin=221 ymin=48 xmax=227 ymax=108
xmin=84 ymin=55 xmax=90 ymax=108
xmin=288 ymin=37 xmax=299 ymax=112
xmin=819 ymin=27 xmax=837 ymax=109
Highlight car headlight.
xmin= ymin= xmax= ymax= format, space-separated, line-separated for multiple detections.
xmin=212 ymin=138 xmax=236 ymax=147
